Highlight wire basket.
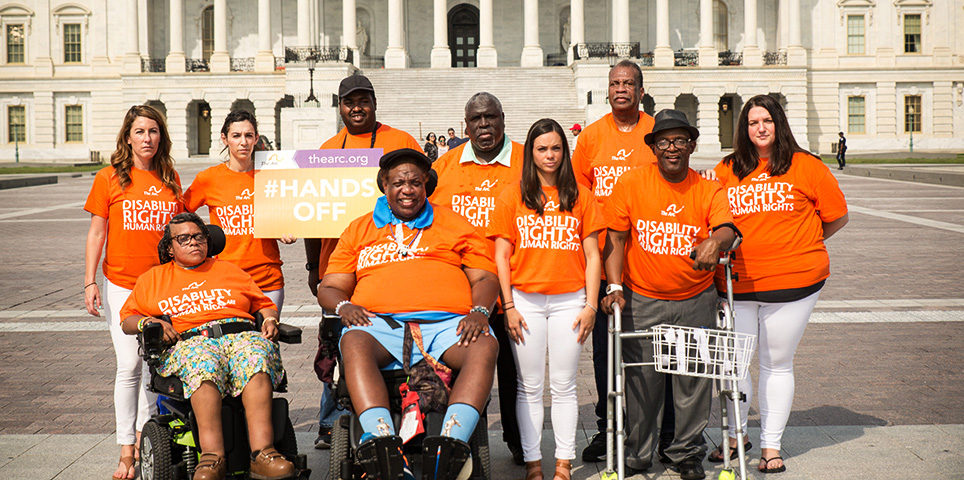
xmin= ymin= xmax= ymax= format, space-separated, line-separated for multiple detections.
xmin=652 ymin=325 xmax=756 ymax=381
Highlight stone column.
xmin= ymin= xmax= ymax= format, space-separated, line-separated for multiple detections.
xmin=654 ymin=0 xmax=673 ymax=67
xmin=207 ymin=98 xmax=233 ymax=159
xmin=209 ymin=0 xmax=230 ymax=73
xmin=431 ymin=0 xmax=451 ymax=68
xmin=787 ymin=0 xmax=806 ymax=65
xmin=166 ymin=0 xmax=186 ymax=73
xmin=255 ymin=0 xmax=274 ymax=72
xmin=138 ymin=0 xmax=149 ymax=58
xmin=696 ymin=88 xmax=724 ymax=153
xmin=342 ymin=0 xmax=359 ymax=67
xmin=612 ymin=0 xmax=629 ymax=43
xmin=520 ymin=0 xmax=544 ymax=66
xmin=166 ymin=100 xmax=190 ymax=160
xmin=123 ymin=0 xmax=141 ymax=72
xmin=298 ymin=0 xmax=310 ymax=46
xmin=384 ymin=0 xmax=409 ymax=68
xmin=569 ymin=0 xmax=584 ymax=64
xmin=784 ymin=86 xmax=810 ymax=149
xmin=698 ymin=0 xmax=716 ymax=67
xmin=743 ymin=0 xmax=763 ymax=66
xmin=477 ymin=0 xmax=498 ymax=67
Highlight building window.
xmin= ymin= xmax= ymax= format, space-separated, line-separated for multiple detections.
xmin=202 ymin=6 xmax=213 ymax=61
xmin=63 ymin=23 xmax=82 ymax=63
xmin=65 ymin=105 xmax=83 ymax=142
xmin=8 ymin=105 xmax=25 ymax=143
xmin=713 ymin=1 xmax=728 ymax=51
xmin=6 ymin=24 xmax=24 ymax=63
xmin=903 ymin=95 xmax=921 ymax=133
xmin=903 ymin=14 xmax=921 ymax=53
xmin=847 ymin=15 xmax=864 ymax=55
xmin=847 ymin=96 xmax=865 ymax=134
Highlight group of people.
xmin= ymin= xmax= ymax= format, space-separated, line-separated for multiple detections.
xmin=84 ymin=62 xmax=848 ymax=480
xmin=423 ymin=127 xmax=469 ymax=161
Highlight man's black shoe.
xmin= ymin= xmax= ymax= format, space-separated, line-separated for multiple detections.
xmin=581 ymin=432 xmax=606 ymax=462
xmin=676 ymin=457 xmax=706 ymax=480
xmin=622 ymin=462 xmax=652 ymax=477
xmin=507 ymin=442 xmax=525 ymax=466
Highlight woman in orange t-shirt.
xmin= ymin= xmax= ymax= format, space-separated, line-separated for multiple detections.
xmin=119 ymin=213 xmax=295 ymax=480
xmin=184 ymin=110 xmax=295 ymax=311
xmin=710 ymin=95 xmax=849 ymax=474
xmin=83 ymin=105 xmax=184 ymax=480
xmin=489 ymin=119 xmax=604 ymax=480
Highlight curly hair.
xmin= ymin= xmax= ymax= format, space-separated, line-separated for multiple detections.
xmin=158 ymin=213 xmax=210 ymax=264
xmin=219 ymin=109 xmax=259 ymax=156
xmin=110 ymin=105 xmax=180 ymax=197
xmin=521 ymin=118 xmax=578 ymax=215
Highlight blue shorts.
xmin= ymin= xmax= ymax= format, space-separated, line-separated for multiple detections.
xmin=339 ymin=315 xmax=492 ymax=370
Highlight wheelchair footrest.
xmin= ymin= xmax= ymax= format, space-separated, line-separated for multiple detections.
xmin=421 ymin=436 xmax=471 ymax=480
xmin=356 ymin=435 xmax=406 ymax=480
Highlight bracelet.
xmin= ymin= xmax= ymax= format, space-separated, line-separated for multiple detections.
xmin=334 ymin=300 xmax=352 ymax=316
xmin=263 ymin=317 xmax=279 ymax=326
xmin=84 ymin=282 xmax=96 ymax=289
xmin=502 ymin=302 xmax=515 ymax=309
xmin=137 ymin=316 xmax=150 ymax=332
xmin=469 ymin=305 xmax=491 ymax=318
xmin=585 ymin=302 xmax=598 ymax=313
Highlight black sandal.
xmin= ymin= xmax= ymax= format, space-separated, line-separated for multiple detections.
xmin=707 ymin=441 xmax=751 ymax=463
xmin=759 ymin=455 xmax=786 ymax=473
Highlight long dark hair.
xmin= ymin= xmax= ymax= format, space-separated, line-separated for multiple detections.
xmin=110 ymin=105 xmax=179 ymax=196
xmin=219 ymin=109 xmax=259 ymax=155
xmin=158 ymin=213 xmax=210 ymax=264
xmin=723 ymin=94 xmax=816 ymax=180
xmin=521 ymin=118 xmax=578 ymax=215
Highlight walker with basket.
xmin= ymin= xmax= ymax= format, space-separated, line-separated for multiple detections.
xmin=601 ymin=252 xmax=756 ymax=480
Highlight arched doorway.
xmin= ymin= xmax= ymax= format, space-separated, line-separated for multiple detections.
xmin=719 ymin=95 xmax=739 ymax=149
xmin=448 ymin=5 xmax=479 ymax=68
xmin=187 ymin=100 xmax=212 ymax=155
xmin=642 ymin=94 xmax=656 ymax=116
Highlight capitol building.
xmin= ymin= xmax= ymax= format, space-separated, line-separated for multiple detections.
xmin=1 ymin=0 xmax=961 ymax=163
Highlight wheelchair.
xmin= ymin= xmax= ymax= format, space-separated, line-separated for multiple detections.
xmin=318 ymin=313 xmax=492 ymax=480
xmin=135 ymin=224 xmax=311 ymax=480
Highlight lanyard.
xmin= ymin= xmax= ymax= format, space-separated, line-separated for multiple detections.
xmin=341 ymin=122 xmax=380 ymax=149
xmin=394 ymin=223 xmax=422 ymax=258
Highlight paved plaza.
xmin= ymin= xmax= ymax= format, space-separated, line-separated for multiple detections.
xmin=0 ymin=161 xmax=962 ymax=479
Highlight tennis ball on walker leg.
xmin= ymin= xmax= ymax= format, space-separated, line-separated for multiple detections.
xmin=718 ymin=469 xmax=736 ymax=480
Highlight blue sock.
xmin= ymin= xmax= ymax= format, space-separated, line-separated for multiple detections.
xmin=358 ymin=407 xmax=395 ymax=438
xmin=439 ymin=403 xmax=479 ymax=443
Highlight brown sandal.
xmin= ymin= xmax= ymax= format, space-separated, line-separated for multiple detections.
xmin=111 ymin=455 xmax=135 ymax=480
xmin=553 ymin=459 xmax=572 ymax=480
xmin=525 ymin=460 xmax=543 ymax=480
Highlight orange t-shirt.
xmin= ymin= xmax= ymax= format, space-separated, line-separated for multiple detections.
xmin=712 ymin=152 xmax=848 ymax=294
xmin=488 ymin=184 xmax=605 ymax=295
xmin=429 ymin=140 xmax=524 ymax=245
xmin=316 ymin=124 xmax=422 ymax=272
xmin=183 ymin=163 xmax=284 ymax=291
xmin=605 ymin=163 xmax=734 ymax=300
xmin=120 ymin=258 xmax=276 ymax=333
xmin=325 ymin=205 xmax=495 ymax=315
xmin=84 ymin=166 xmax=184 ymax=289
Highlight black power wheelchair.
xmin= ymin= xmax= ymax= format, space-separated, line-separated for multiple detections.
xmin=135 ymin=225 xmax=311 ymax=480
xmin=318 ymin=313 xmax=492 ymax=480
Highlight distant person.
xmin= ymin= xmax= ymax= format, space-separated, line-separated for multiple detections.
xmin=569 ymin=123 xmax=582 ymax=151
xmin=437 ymin=135 xmax=449 ymax=157
xmin=84 ymin=105 xmax=184 ymax=480
xmin=304 ymin=73 xmax=420 ymax=449
xmin=424 ymin=132 xmax=438 ymax=161
xmin=836 ymin=131 xmax=847 ymax=170
xmin=447 ymin=127 xmax=462 ymax=149
xmin=711 ymin=95 xmax=848 ymax=474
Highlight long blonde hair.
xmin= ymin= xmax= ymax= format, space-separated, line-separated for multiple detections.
xmin=110 ymin=105 xmax=180 ymax=196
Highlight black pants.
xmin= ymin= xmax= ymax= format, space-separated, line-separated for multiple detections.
xmin=490 ymin=312 xmax=521 ymax=448
xmin=836 ymin=151 xmax=846 ymax=168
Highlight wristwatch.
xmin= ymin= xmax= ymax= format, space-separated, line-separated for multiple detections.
xmin=605 ymin=284 xmax=624 ymax=295
xmin=306 ymin=262 xmax=318 ymax=271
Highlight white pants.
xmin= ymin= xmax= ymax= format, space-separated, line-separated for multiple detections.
xmin=727 ymin=290 xmax=821 ymax=451
xmin=510 ymin=288 xmax=586 ymax=462
xmin=263 ymin=288 xmax=285 ymax=314
xmin=104 ymin=279 xmax=157 ymax=445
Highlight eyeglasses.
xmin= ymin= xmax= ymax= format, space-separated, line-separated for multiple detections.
xmin=654 ymin=138 xmax=691 ymax=151
xmin=173 ymin=233 xmax=208 ymax=246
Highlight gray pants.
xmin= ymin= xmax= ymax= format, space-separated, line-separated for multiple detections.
xmin=622 ymin=285 xmax=717 ymax=468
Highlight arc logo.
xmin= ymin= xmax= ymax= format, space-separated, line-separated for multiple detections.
xmin=660 ymin=203 xmax=684 ymax=217
xmin=475 ymin=179 xmax=498 ymax=192
xmin=182 ymin=281 xmax=206 ymax=291
xmin=236 ymin=188 xmax=253 ymax=200
xmin=144 ymin=186 xmax=163 ymax=196
xmin=544 ymin=200 xmax=560 ymax=212
xmin=751 ymin=173 xmax=770 ymax=182
xmin=261 ymin=153 xmax=283 ymax=167
xmin=611 ymin=148 xmax=634 ymax=161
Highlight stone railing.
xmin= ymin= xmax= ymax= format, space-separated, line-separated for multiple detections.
xmin=674 ymin=50 xmax=699 ymax=67
xmin=186 ymin=58 xmax=210 ymax=72
xmin=140 ymin=58 xmax=165 ymax=73
xmin=284 ymin=46 xmax=353 ymax=65
xmin=718 ymin=51 xmax=743 ymax=66
xmin=764 ymin=51 xmax=788 ymax=65
xmin=639 ymin=51 xmax=655 ymax=67
xmin=230 ymin=57 xmax=255 ymax=72
xmin=573 ymin=42 xmax=642 ymax=61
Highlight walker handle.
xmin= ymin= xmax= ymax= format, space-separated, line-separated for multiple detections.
xmin=688 ymin=250 xmax=731 ymax=265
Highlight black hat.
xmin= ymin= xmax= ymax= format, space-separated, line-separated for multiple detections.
xmin=644 ymin=109 xmax=700 ymax=145
xmin=377 ymin=148 xmax=438 ymax=195
xmin=338 ymin=74 xmax=375 ymax=98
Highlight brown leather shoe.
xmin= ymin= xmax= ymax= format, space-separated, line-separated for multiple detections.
xmin=193 ymin=452 xmax=226 ymax=480
xmin=250 ymin=446 xmax=296 ymax=480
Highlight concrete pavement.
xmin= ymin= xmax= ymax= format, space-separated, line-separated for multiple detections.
xmin=1 ymin=162 xmax=963 ymax=479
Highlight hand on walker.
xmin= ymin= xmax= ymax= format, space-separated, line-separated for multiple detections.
xmin=601 ymin=291 xmax=625 ymax=315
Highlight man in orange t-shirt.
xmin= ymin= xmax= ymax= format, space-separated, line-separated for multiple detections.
xmin=428 ymin=92 xmax=525 ymax=462
xmin=601 ymin=110 xmax=739 ymax=479
xmin=572 ymin=60 xmax=660 ymax=461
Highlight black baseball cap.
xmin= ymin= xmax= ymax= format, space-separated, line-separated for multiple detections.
xmin=338 ymin=74 xmax=375 ymax=98
xmin=377 ymin=148 xmax=437 ymax=195
xmin=644 ymin=109 xmax=700 ymax=145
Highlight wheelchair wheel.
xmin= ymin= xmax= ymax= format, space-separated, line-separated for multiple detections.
xmin=468 ymin=419 xmax=490 ymax=480
xmin=328 ymin=415 xmax=351 ymax=480
xmin=140 ymin=420 xmax=173 ymax=480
